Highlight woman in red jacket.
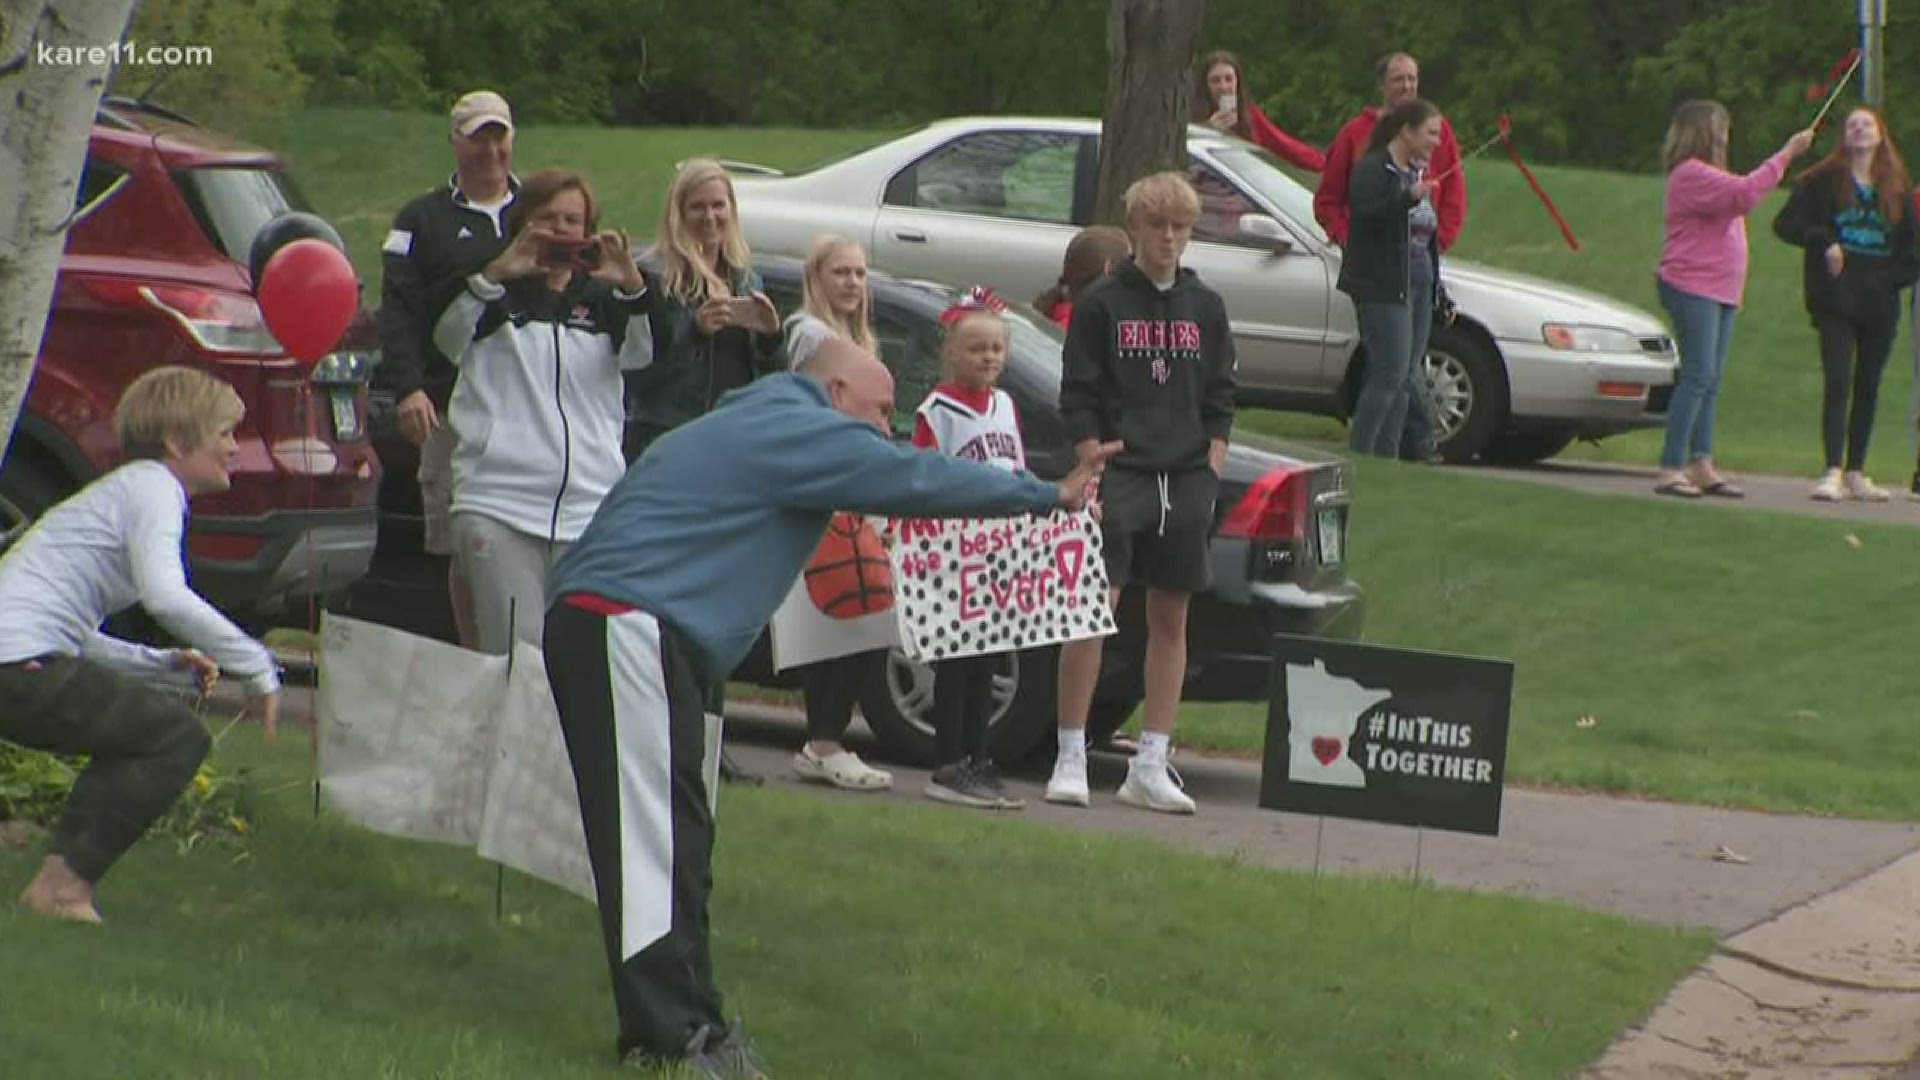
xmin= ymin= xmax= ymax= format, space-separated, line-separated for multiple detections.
xmin=1190 ymin=50 xmax=1326 ymax=173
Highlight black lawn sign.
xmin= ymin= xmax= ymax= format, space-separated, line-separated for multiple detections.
xmin=1258 ymin=635 xmax=1514 ymax=837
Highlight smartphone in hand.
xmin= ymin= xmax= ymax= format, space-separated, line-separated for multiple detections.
xmin=723 ymin=296 xmax=759 ymax=326
xmin=538 ymin=238 xmax=603 ymax=272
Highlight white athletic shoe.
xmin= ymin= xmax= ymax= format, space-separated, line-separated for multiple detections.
xmin=1811 ymin=470 xmax=1844 ymax=502
xmin=1844 ymin=471 xmax=1891 ymax=502
xmin=1044 ymin=752 xmax=1090 ymax=807
xmin=1116 ymin=753 xmax=1196 ymax=815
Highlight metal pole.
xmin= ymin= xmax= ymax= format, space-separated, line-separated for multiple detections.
xmin=1861 ymin=0 xmax=1888 ymax=109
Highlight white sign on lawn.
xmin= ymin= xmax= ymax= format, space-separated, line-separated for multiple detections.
xmin=886 ymin=508 xmax=1117 ymax=662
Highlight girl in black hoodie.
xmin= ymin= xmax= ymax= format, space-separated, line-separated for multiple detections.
xmin=1337 ymin=100 xmax=1447 ymax=458
xmin=1772 ymin=107 xmax=1920 ymax=502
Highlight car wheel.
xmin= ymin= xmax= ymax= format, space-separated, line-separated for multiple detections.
xmin=1482 ymin=425 xmax=1577 ymax=466
xmin=0 ymin=459 xmax=67 ymax=548
xmin=858 ymin=645 xmax=1058 ymax=766
xmin=1424 ymin=325 xmax=1509 ymax=463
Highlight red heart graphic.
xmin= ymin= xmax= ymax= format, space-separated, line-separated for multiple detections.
xmin=1311 ymin=737 xmax=1342 ymax=766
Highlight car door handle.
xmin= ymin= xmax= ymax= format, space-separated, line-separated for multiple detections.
xmin=893 ymin=228 xmax=927 ymax=243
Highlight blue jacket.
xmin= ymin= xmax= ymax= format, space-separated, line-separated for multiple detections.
xmin=549 ymin=373 xmax=1061 ymax=682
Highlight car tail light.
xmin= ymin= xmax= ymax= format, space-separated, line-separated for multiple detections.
xmin=1219 ymin=465 xmax=1309 ymax=541
xmin=186 ymin=531 xmax=268 ymax=561
xmin=138 ymin=285 xmax=282 ymax=357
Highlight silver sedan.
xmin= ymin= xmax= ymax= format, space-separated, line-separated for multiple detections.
xmin=731 ymin=117 xmax=1678 ymax=464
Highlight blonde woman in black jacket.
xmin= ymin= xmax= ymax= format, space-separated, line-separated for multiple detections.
xmin=1772 ymin=107 xmax=1920 ymax=501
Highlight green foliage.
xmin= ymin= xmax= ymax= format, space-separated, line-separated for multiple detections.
xmin=139 ymin=0 xmax=1920 ymax=170
xmin=115 ymin=0 xmax=309 ymax=128
xmin=0 ymin=730 xmax=255 ymax=854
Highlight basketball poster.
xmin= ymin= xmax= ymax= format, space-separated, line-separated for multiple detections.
xmin=770 ymin=512 xmax=902 ymax=671
xmin=886 ymin=508 xmax=1117 ymax=663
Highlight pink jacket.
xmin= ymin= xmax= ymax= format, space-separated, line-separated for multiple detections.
xmin=1658 ymin=151 xmax=1790 ymax=307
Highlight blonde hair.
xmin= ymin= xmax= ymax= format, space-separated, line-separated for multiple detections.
xmin=116 ymin=366 xmax=244 ymax=461
xmin=1123 ymin=172 xmax=1201 ymax=225
xmin=799 ymin=235 xmax=876 ymax=353
xmin=648 ymin=159 xmax=752 ymax=304
xmin=1663 ymin=100 xmax=1730 ymax=172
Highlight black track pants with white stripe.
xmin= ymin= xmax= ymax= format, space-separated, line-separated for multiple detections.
xmin=544 ymin=600 xmax=726 ymax=1059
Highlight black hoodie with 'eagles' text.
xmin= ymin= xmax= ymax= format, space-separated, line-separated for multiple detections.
xmin=1058 ymin=258 xmax=1238 ymax=474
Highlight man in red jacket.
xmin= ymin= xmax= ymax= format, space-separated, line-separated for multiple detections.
xmin=1314 ymin=52 xmax=1466 ymax=251
xmin=1314 ymin=51 xmax=1465 ymax=461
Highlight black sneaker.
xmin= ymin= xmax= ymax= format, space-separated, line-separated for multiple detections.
xmin=970 ymin=759 xmax=1026 ymax=810
xmin=685 ymin=1023 xmax=771 ymax=1080
xmin=924 ymin=760 xmax=1006 ymax=809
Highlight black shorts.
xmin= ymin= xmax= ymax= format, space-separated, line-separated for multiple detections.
xmin=1099 ymin=466 xmax=1220 ymax=593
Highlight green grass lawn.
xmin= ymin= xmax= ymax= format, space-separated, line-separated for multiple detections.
xmin=1167 ymin=458 xmax=1920 ymax=820
xmin=0 ymin=732 xmax=1707 ymax=1080
xmin=254 ymin=107 xmax=1920 ymax=483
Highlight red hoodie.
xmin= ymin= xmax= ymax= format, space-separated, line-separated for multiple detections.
xmin=1243 ymin=102 xmax=1326 ymax=173
xmin=1313 ymin=107 xmax=1466 ymax=252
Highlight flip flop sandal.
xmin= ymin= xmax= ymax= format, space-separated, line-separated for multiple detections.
xmin=1698 ymin=479 xmax=1746 ymax=499
xmin=791 ymin=747 xmax=892 ymax=791
xmin=1653 ymin=479 xmax=1703 ymax=498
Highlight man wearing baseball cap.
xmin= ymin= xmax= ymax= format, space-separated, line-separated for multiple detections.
xmin=375 ymin=90 xmax=520 ymax=647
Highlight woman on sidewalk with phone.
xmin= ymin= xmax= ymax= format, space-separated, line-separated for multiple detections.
xmin=1771 ymin=107 xmax=1920 ymax=502
xmin=626 ymin=159 xmax=784 ymax=459
xmin=1191 ymin=50 xmax=1325 ymax=172
xmin=435 ymin=168 xmax=653 ymax=655
xmin=1653 ymin=102 xmax=1814 ymax=499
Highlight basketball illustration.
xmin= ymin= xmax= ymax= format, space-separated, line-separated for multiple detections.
xmin=804 ymin=513 xmax=895 ymax=619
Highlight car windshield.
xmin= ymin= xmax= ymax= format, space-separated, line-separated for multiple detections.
xmin=1210 ymin=146 xmax=1328 ymax=245
xmin=175 ymin=167 xmax=311 ymax=265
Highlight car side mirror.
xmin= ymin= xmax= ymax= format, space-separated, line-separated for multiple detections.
xmin=1237 ymin=214 xmax=1294 ymax=255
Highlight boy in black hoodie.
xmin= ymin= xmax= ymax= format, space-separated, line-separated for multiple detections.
xmin=1047 ymin=172 xmax=1237 ymax=815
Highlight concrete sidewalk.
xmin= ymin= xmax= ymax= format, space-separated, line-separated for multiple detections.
xmin=723 ymin=705 xmax=1917 ymax=936
xmin=1471 ymin=458 xmax=1920 ymax=530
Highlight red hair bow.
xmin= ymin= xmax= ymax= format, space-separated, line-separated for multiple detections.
xmin=939 ymin=285 xmax=1008 ymax=326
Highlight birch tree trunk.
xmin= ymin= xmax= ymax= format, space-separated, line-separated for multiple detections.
xmin=1091 ymin=0 xmax=1209 ymax=225
xmin=0 ymin=0 xmax=139 ymax=460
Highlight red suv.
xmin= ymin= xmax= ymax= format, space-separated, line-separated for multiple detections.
xmin=0 ymin=97 xmax=381 ymax=618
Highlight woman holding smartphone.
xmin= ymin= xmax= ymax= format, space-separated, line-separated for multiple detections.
xmin=625 ymin=159 xmax=784 ymax=458
xmin=1190 ymin=50 xmax=1325 ymax=172
xmin=433 ymin=167 xmax=653 ymax=655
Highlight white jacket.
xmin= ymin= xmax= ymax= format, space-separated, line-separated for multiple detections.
xmin=436 ymin=273 xmax=653 ymax=542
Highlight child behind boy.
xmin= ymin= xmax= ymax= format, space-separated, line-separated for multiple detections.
xmin=913 ymin=287 xmax=1029 ymax=810
xmin=0 ymin=366 xmax=282 ymax=922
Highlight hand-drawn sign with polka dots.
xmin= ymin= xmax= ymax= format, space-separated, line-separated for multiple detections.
xmin=884 ymin=509 xmax=1118 ymax=663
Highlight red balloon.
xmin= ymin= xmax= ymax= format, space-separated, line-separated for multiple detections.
xmin=257 ymin=238 xmax=358 ymax=364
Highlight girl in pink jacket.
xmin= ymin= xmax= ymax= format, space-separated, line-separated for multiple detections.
xmin=1654 ymin=100 xmax=1813 ymax=498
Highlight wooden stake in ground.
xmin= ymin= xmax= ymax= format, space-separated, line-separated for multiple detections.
xmin=0 ymin=0 xmax=141 ymax=454
xmin=1091 ymin=0 xmax=1209 ymax=225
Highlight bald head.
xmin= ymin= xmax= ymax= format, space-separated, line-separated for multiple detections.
xmin=803 ymin=336 xmax=895 ymax=432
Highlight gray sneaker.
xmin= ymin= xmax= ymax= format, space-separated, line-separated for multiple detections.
xmin=687 ymin=1023 xmax=770 ymax=1080
xmin=925 ymin=760 xmax=1008 ymax=809
xmin=970 ymin=759 xmax=1026 ymax=810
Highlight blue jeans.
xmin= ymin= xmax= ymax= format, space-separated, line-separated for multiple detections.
xmin=1657 ymin=279 xmax=1738 ymax=470
xmin=1401 ymin=284 xmax=1437 ymax=458
xmin=1351 ymin=300 xmax=1413 ymax=457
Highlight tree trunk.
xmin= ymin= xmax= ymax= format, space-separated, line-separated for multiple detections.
xmin=0 ymin=0 xmax=139 ymax=461
xmin=1092 ymin=0 xmax=1209 ymax=225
